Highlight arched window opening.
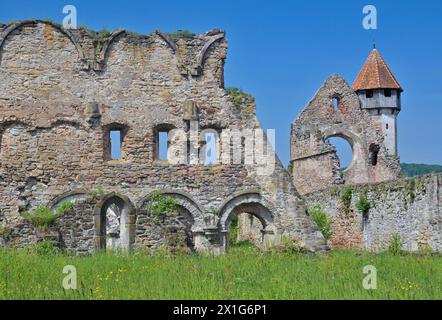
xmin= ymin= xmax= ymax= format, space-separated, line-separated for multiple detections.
xmin=369 ymin=144 xmax=380 ymax=166
xmin=105 ymin=203 xmax=121 ymax=249
xmin=326 ymin=137 xmax=353 ymax=170
xmin=98 ymin=196 xmax=131 ymax=251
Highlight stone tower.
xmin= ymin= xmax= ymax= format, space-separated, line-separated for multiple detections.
xmin=352 ymin=48 xmax=403 ymax=156
xmin=290 ymin=49 xmax=402 ymax=195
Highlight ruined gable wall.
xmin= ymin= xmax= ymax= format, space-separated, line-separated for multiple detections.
xmin=290 ymin=74 xmax=401 ymax=195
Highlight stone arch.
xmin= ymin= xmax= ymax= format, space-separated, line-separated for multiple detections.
xmin=219 ymin=192 xmax=275 ymax=231
xmin=49 ymin=189 xmax=88 ymax=211
xmin=96 ymin=29 xmax=127 ymax=72
xmin=93 ymin=192 xmax=136 ymax=252
xmin=323 ymin=131 xmax=357 ymax=173
xmin=218 ymin=192 xmax=276 ymax=250
xmin=195 ymin=33 xmax=225 ymax=75
xmin=101 ymin=30 xmax=177 ymax=75
xmin=137 ymin=190 xmax=204 ymax=227
xmin=0 ymin=20 xmax=86 ymax=67
xmin=137 ymin=190 xmax=204 ymax=250
xmin=155 ymin=30 xmax=177 ymax=52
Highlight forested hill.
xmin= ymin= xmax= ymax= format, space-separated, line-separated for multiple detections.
xmin=401 ymin=163 xmax=442 ymax=177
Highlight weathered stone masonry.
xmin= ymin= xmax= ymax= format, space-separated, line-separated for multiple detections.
xmin=0 ymin=20 xmax=327 ymax=254
xmin=303 ymin=174 xmax=442 ymax=252
xmin=291 ymin=49 xmax=403 ymax=196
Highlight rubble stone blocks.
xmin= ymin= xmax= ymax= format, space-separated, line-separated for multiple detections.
xmin=0 ymin=20 xmax=326 ymax=254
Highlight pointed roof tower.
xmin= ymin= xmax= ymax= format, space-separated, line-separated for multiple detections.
xmin=352 ymin=48 xmax=403 ymax=92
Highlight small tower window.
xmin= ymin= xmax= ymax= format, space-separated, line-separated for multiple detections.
xmin=366 ymin=90 xmax=374 ymax=98
xmin=332 ymin=96 xmax=339 ymax=111
xmin=384 ymin=89 xmax=392 ymax=97
xmin=369 ymin=144 xmax=380 ymax=166
xmin=386 ymin=123 xmax=389 ymax=130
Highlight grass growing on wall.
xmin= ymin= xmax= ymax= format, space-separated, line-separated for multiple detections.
xmin=307 ymin=205 xmax=332 ymax=240
xmin=0 ymin=247 xmax=441 ymax=300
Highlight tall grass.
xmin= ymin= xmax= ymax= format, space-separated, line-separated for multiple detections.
xmin=0 ymin=247 xmax=440 ymax=300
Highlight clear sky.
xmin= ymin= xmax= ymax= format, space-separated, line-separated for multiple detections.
xmin=1 ymin=0 xmax=441 ymax=166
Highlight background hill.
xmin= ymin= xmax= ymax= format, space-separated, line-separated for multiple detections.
xmin=401 ymin=163 xmax=442 ymax=177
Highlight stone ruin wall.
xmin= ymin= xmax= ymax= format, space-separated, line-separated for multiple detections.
xmin=303 ymin=173 xmax=442 ymax=252
xmin=0 ymin=20 xmax=327 ymax=254
xmin=290 ymin=75 xmax=401 ymax=195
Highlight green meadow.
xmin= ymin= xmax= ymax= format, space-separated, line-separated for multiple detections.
xmin=0 ymin=245 xmax=441 ymax=300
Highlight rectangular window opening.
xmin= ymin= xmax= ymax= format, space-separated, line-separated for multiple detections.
xmin=366 ymin=90 xmax=374 ymax=98
xmin=384 ymin=89 xmax=392 ymax=97
xmin=110 ymin=130 xmax=122 ymax=160
xmin=158 ymin=131 xmax=169 ymax=161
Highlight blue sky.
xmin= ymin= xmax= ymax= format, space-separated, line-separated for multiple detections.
xmin=1 ymin=0 xmax=441 ymax=166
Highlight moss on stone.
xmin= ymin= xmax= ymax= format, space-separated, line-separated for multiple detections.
xmin=167 ymin=30 xmax=196 ymax=40
xmin=225 ymin=87 xmax=255 ymax=109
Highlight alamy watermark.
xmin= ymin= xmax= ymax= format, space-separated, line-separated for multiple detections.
xmin=362 ymin=265 xmax=377 ymax=290
xmin=166 ymin=121 xmax=276 ymax=176
xmin=63 ymin=5 xmax=77 ymax=29
xmin=62 ymin=265 xmax=77 ymax=290
xmin=362 ymin=5 xmax=377 ymax=30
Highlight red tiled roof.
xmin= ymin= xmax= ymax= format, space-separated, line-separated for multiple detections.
xmin=352 ymin=48 xmax=403 ymax=92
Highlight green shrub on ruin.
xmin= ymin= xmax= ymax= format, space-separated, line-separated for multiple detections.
xmin=307 ymin=205 xmax=332 ymax=240
xmin=55 ymin=201 xmax=75 ymax=216
xmin=21 ymin=206 xmax=58 ymax=231
xmin=356 ymin=191 xmax=371 ymax=216
xmin=287 ymin=161 xmax=294 ymax=175
xmin=29 ymin=240 xmax=58 ymax=256
xmin=167 ymin=30 xmax=196 ymax=39
xmin=405 ymin=179 xmax=417 ymax=201
xmin=388 ymin=233 xmax=403 ymax=256
xmin=90 ymin=187 xmax=105 ymax=199
xmin=229 ymin=216 xmax=238 ymax=246
xmin=146 ymin=192 xmax=178 ymax=215
xmin=97 ymin=28 xmax=111 ymax=39
xmin=225 ymin=87 xmax=255 ymax=109
xmin=278 ymin=235 xmax=303 ymax=254
xmin=342 ymin=185 xmax=353 ymax=213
